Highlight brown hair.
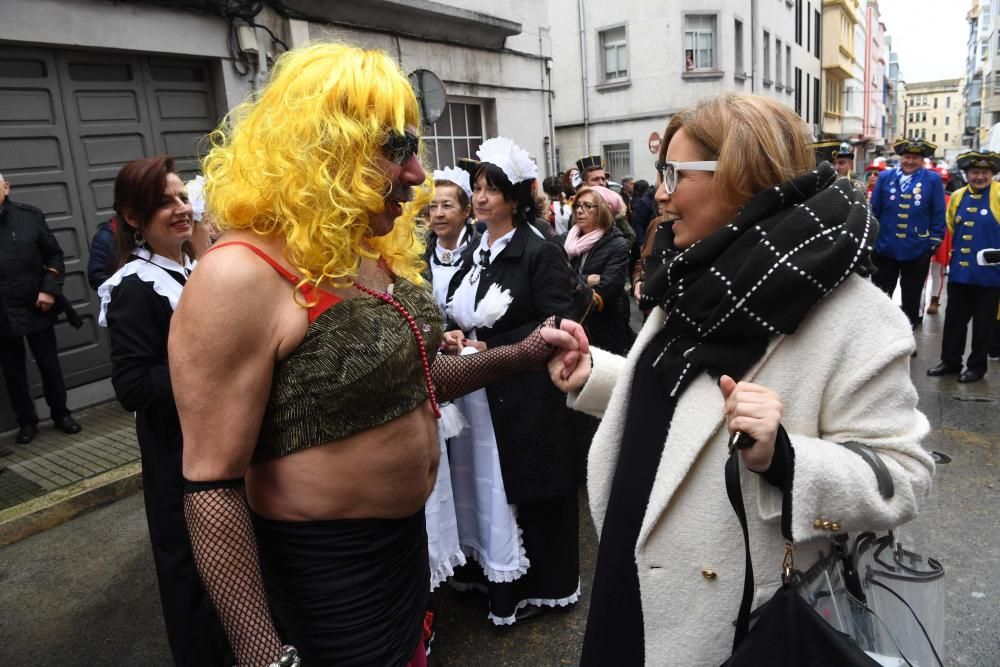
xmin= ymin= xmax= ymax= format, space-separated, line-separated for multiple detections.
xmin=573 ymin=186 xmax=614 ymax=232
xmin=560 ymin=167 xmax=579 ymax=197
xmin=661 ymin=93 xmax=813 ymax=216
xmin=112 ymin=156 xmax=193 ymax=266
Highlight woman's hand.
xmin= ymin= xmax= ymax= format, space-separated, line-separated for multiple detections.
xmin=542 ymin=318 xmax=591 ymax=393
xmin=632 ymin=281 xmax=643 ymax=300
xmin=586 ymin=274 xmax=601 ymax=287
xmin=442 ymin=330 xmax=465 ymax=355
xmin=548 ymin=349 xmax=591 ymax=394
xmin=719 ymin=375 xmax=783 ymax=472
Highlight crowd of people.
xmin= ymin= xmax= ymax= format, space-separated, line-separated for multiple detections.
xmin=7 ymin=37 xmax=1000 ymax=666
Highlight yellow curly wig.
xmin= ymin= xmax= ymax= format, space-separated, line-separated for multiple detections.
xmin=202 ymin=42 xmax=431 ymax=290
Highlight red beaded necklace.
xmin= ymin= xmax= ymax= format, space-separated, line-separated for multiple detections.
xmin=352 ymin=258 xmax=441 ymax=418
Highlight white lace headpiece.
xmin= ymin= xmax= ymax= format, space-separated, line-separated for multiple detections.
xmin=432 ymin=167 xmax=473 ymax=199
xmin=475 ymin=137 xmax=538 ymax=185
xmin=185 ymin=175 xmax=206 ymax=221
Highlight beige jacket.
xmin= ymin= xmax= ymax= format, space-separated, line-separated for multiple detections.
xmin=570 ymin=274 xmax=935 ymax=666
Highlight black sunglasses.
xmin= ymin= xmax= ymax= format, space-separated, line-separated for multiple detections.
xmin=383 ymin=130 xmax=421 ymax=165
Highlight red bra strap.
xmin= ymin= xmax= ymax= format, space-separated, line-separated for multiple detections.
xmin=203 ymin=241 xmax=299 ymax=284
xmin=204 ymin=241 xmax=341 ymax=323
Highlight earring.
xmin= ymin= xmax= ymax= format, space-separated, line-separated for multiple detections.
xmin=134 ymin=229 xmax=145 ymax=249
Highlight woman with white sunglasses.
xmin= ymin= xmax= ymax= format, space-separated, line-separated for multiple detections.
xmin=549 ymin=93 xmax=935 ymax=665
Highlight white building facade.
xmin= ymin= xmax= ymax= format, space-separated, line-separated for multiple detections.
xmin=886 ymin=37 xmax=904 ymax=145
xmin=863 ymin=1 xmax=888 ymax=158
xmin=548 ymin=0 xmax=822 ymax=184
xmin=971 ymin=0 xmax=1000 ymax=149
xmin=962 ymin=0 xmax=983 ymax=149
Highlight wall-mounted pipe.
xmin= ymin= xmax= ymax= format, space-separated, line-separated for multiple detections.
xmin=577 ymin=0 xmax=591 ymax=154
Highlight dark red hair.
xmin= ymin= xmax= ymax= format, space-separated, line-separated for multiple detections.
xmin=112 ymin=156 xmax=190 ymax=266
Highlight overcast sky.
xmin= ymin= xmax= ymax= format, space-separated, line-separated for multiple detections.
xmin=878 ymin=0 xmax=969 ymax=83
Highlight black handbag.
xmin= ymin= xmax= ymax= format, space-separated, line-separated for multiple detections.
xmin=721 ymin=433 xmax=881 ymax=667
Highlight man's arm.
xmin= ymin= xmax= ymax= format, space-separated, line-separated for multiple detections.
xmin=170 ymin=250 xmax=293 ymax=667
xmin=869 ymin=172 xmax=885 ymax=219
xmin=928 ymin=176 xmax=947 ymax=248
xmin=946 ymin=186 xmax=962 ymax=236
xmin=34 ymin=209 xmax=65 ymax=297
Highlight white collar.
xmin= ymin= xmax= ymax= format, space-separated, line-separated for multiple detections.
xmin=435 ymin=226 xmax=470 ymax=264
xmin=479 ymin=227 xmax=516 ymax=259
xmin=133 ymin=246 xmax=196 ymax=275
xmin=97 ymin=249 xmax=197 ymax=327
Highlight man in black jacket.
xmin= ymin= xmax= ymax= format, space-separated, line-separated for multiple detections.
xmin=0 ymin=173 xmax=81 ymax=443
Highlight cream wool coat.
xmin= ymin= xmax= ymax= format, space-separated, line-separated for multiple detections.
xmin=570 ymin=274 xmax=935 ymax=666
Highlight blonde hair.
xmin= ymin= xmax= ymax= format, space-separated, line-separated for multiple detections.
xmin=202 ymin=42 xmax=431 ymax=290
xmin=662 ymin=93 xmax=813 ymax=216
xmin=573 ymin=186 xmax=614 ymax=231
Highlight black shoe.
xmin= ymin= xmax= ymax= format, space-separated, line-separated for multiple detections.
xmin=958 ymin=370 xmax=985 ymax=383
xmin=53 ymin=415 xmax=82 ymax=434
xmin=926 ymin=363 xmax=961 ymax=377
xmin=513 ymin=604 xmax=549 ymax=625
xmin=15 ymin=424 xmax=38 ymax=444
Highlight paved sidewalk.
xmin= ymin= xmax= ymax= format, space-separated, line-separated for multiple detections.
xmin=0 ymin=400 xmax=140 ymax=545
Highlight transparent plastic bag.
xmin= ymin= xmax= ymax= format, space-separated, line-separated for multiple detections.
xmin=855 ymin=531 xmax=946 ymax=667
xmin=795 ymin=534 xmax=945 ymax=667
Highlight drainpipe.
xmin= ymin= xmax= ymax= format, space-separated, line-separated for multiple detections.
xmin=547 ymin=60 xmax=557 ymax=174
xmin=254 ymin=26 xmax=269 ymax=89
xmin=750 ymin=0 xmax=758 ymax=94
xmin=540 ymin=28 xmax=556 ymax=176
xmin=577 ymin=0 xmax=591 ymax=154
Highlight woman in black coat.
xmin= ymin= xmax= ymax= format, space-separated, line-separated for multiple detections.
xmin=98 ymin=156 xmax=229 ymax=666
xmin=558 ymin=185 xmax=634 ymax=356
xmin=441 ymin=137 xmax=590 ymax=625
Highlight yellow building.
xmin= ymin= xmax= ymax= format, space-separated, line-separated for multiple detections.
xmin=903 ymin=79 xmax=964 ymax=158
xmin=821 ymin=0 xmax=865 ymax=139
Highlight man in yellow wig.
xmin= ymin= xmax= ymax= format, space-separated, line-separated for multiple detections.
xmin=169 ymin=43 xmax=587 ymax=666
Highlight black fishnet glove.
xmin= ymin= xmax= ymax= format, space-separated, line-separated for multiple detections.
xmin=433 ymin=316 xmax=559 ymax=401
xmin=183 ymin=484 xmax=282 ymax=667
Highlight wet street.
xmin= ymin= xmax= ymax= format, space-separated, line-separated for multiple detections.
xmin=0 ymin=311 xmax=998 ymax=666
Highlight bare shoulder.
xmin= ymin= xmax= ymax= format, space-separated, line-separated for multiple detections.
xmin=171 ymin=236 xmax=311 ymax=477
xmin=172 ymin=236 xmax=307 ymax=362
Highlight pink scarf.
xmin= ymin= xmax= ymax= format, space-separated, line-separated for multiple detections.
xmin=563 ymin=224 xmax=605 ymax=258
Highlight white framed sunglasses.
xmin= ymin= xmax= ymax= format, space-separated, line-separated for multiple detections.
xmin=654 ymin=160 xmax=718 ymax=194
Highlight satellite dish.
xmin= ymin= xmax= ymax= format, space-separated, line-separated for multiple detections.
xmin=408 ymin=69 xmax=447 ymax=126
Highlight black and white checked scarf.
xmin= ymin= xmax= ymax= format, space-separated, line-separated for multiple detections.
xmin=639 ymin=162 xmax=876 ymax=396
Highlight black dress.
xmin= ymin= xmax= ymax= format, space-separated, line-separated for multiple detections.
xmin=580 ymin=326 xmax=676 ymax=665
xmin=104 ymin=257 xmax=230 ymax=666
xmin=446 ymin=224 xmax=589 ymax=622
